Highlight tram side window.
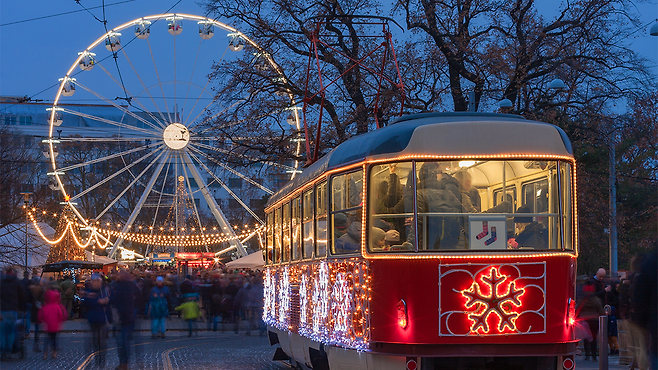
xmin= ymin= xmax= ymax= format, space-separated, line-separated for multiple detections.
xmin=302 ymin=189 xmax=315 ymax=259
xmin=368 ymin=162 xmax=415 ymax=252
xmin=560 ymin=162 xmax=573 ymax=250
xmin=273 ymin=207 xmax=282 ymax=264
xmin=282 ymin=202 xmax=291 ymax=263
xmin=331 ymin=170 xmax=364 ymax=254
xmin=291 ymin=196 xmax=302 ymax=260
xmin=265 ymin=212 xmax=273 ymax=265
xmin=315 ymin=181 xmax=328 ymax=258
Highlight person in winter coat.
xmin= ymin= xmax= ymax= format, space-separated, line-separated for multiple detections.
xmin=38 ymin=289 xmax=67 ymax=359
xmin=59 ymin=275 xmax=76 ymax=319
xmin=577 ymin=282 xmax=605 ymax=361
xmin=507 ymin=205 xmax=548 ymax=249
xmin=29 ymin=277 xmax=44 ymax=352
xmin=109 ymin=271 xmax=140 ymax=370
xmin=175 ymin=295 xmax=200 ymax=337
xmin=83 ymin=273 xmax=109 ymax=366
xmin=247 ymin=275 xmax=265 ymax=336
xmin=336 ymin=221 xmax=362 ymax=253
xmin=148 ymin=276 xmax=171 ymax=339
xmin=0 ymin=268 xmax=26 ymax=360
xmin=207 ymin=277 xmax=223 ymax=331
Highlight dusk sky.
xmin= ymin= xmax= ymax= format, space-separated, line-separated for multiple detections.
xmin=1 ymin=0 xmax=656 ymax=104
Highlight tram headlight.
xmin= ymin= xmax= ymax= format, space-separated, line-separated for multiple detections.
xmin=397 ymin=299 xmax=408 ymax=329
xmin=567 ymin=298 xmax=576 ymax=326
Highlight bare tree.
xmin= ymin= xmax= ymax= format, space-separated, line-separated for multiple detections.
xmin=396 ymin=0 xmax=654 ymax=113
xmin=203 ymin=0 xmax=406 ymax=163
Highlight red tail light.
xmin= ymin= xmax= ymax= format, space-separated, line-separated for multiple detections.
xmin=567 ymin=298 xmax=576 ymax=326
xmin=398 ymin=299 xmax=408 ymax=329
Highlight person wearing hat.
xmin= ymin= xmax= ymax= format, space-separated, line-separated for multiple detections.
xmin=333 ymin=213 xmax=349 ymax=242
xmin=148 ymin=276 xmax=171 ymax=339
xmin=508 ymin=205 xmax=548 ymax=249
xmin=369 ymin=227 xmax=386 ymax=251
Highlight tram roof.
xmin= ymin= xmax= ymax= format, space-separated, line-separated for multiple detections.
xmin=268 ymin=112 xmax=573 ymax=207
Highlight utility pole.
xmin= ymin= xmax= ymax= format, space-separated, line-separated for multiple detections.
xmin=20 ymin=192 xmax=32 ymax=277
xmin=609 ymin=141 xmax=618 ymax=279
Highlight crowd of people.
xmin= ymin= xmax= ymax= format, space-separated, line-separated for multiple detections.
xmin=0 ymin=265 xmax=265 ymax=369
xmin=575 ymin=249 xmax=657 ymax=370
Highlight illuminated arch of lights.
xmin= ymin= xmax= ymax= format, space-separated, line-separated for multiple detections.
xmin=26 ymin=207 xmax=264 ymax=250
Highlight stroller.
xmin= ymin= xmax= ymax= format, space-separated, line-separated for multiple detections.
xmin=10 ymin=317 xmax=26 ymax=359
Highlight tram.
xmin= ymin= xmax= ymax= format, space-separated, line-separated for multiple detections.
xmin=262 ymin=112 xmax=578 ymax=370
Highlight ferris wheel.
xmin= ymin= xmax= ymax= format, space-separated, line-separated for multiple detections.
xmin=45 ymin=13 xmax=302 ymax=259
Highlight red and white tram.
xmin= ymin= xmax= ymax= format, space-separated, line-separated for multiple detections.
xmin=263 ymin=112 xmax=578 ymax=370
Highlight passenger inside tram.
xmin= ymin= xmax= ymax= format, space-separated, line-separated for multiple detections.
xmin=507 ymin=205 xmax=548 ymax=249
xmin=368 ymin=159 xmax=566 ymax=252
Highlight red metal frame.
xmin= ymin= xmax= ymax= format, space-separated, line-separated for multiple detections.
xmin=302 ymin=20 xmax=406 ymax=165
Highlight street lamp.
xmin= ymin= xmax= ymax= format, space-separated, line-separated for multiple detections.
xmin=20 ymin=192 xmax=32 ymax=277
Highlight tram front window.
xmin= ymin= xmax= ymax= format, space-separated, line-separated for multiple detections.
xmin=368 ymin=160 xmax=573 ymax=252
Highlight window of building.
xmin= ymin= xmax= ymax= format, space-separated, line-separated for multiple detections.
xmin=228 ymin=178 xmax=242 ymax=189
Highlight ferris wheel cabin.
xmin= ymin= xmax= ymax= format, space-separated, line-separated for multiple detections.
xmin=262 ymin=112 xmax=578 ymax=370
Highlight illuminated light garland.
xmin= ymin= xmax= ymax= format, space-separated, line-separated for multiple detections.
xmin=460 ymin=266 xmax=525 ymax=334
xmin=312 ymin=261 xmax=330 ymax=339
xmin=25 ymin=206 xmax=264 ymax=248
xmin=299 ymin=272 xmax=310 ymax=335
xmin=331 ymin=271 xmax=352 ymax=335
xmin=264 ymin=259 xmax=371 ymax=350
xmin=278 ymin=266 xmax=290 ymax=326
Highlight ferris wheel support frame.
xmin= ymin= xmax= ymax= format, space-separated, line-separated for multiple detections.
xmin=108 ymin=150 xmax=170 ymax=258
xmin=182 ymin=151 xmax=247 ymax=258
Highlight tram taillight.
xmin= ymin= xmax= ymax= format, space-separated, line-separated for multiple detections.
xmin=397 ymin=299 xmax=408 ymax=329
xmin=567 ymin=298 xmax=576 ymax=326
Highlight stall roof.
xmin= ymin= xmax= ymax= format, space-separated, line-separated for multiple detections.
xmin=42 ymin=260 xmax=104 ymax=272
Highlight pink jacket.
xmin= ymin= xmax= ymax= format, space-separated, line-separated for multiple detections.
xmin=38 ymin=289 xmax=67 ymax=333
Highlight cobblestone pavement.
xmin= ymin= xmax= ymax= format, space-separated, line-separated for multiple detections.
xmin=0 ymin=331 xmax=290 ymax=370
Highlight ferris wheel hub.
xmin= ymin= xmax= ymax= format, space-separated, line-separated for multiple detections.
xmin=163 ymin=123 xmax=190 ymax=149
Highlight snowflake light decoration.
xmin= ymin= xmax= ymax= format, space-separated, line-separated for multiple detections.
xmin=312 ymin=261 xmax=329 ymax=337
xmin=331 ymin=272 xmax=352 ymax=335
xmin=278 ymin=266 xmax=290 ymax=326
xmin=299 ymin=273 xmax=310 ymax=334
xmin=460 ymin=266 xmax=525 ymax=334
xmin=263 ymin=270 xmax=275 ymax=323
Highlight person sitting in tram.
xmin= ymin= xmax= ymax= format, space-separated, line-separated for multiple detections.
xmin=377 ymin=162 xmax=463 ymax=250
xmin=507 ymin=205 xmax=548 ymax=249
xmin=336 ymin=221 xmax=361 ymax=253
xmin=369 ymin=227 xmax=386 ymax=251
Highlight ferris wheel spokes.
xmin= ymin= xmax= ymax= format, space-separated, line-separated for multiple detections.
xmin=178 ymin=153 xmax=210 ymax=253
xmin=107 ymin=149 xmax=171 ymax=258
xmin=146 ymin=38 xmax=173 ymax=124
xmin=181 ymin=151 xmax=247 ymax=257
xmin=67 ymin=84 xmax=163 ymax=135
xmin=193 ymin=142 xmax=298 ymax=172
xmin=187 ymin=145 xmax=274 ymax=195
xmin=56 ymin=143 xmax=156 ymax=173
xmin=118 ymin=49 xmax=169 ymax=129
xmin=95 ymin=150 xmax=167 ymax=222
xmin=68 ymin=144 xmax=165 ymax=203
xmin=185 ymin=149 xmax=264 ymax=224
xmin=58 ymin=107 xmax=161 ymax=137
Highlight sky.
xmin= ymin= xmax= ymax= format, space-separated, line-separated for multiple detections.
xmin=1 ymin=0 xmax=657 ymax=104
